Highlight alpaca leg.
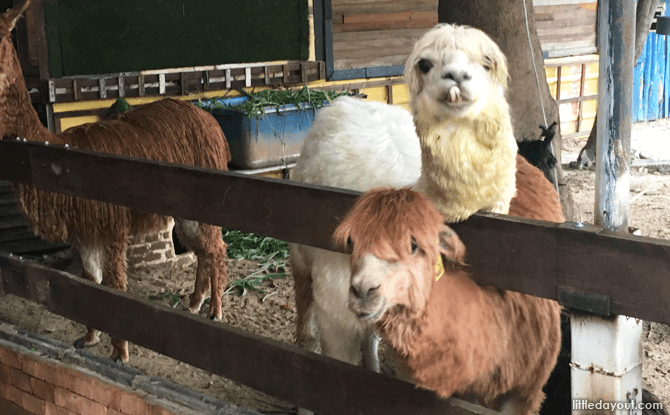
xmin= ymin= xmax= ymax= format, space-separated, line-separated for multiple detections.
xmin=101 ymin=234 xmax=130 ymax=363
xmin=316 ymin=309 xmax=363 ymax=366
xmin=199 ymin=223 xmax=227 ymax=321
xmin=289 ymin=243 xmax=320 ymax=353
xmin=74 ymin=243 xmax=104 ymax=349
xmin=175 ymin=220 xmax=210 ymax=313
xmin=175 ymin=220 xmax=227 ymax=320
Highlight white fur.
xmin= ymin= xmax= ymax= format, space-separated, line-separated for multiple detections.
xmin=290 ymin=96 xmax=421 ymax=370
xmin=291 ymin=96 xmax=421 ymax=190
xmin=291 ymin=24 xmax=517 ymax=383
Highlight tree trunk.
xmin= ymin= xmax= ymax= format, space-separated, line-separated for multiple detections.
xmin=576 ymin=0 xmax=660 ymax=168
xmin=438 ymin=0 xmax=574 ymax=220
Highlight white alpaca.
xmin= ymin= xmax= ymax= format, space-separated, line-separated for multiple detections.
xmin=290 ymin=24 xmax=519 ymax=383
xmin=290 ymin=96 xmax=421 ymax=369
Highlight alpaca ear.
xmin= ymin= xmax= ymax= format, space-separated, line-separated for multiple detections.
xmin=438 ymin=224 xmax=465 ymax=264
xmin=2 ymin=0 xmax=30 ymax=32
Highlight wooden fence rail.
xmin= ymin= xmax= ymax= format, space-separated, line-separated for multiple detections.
xmin=2 ymin=138 xmax=670 ymax=413
xmin=2 ymin=139 xmax=670 ymax=325
xmin=0 ymin=251 xmax=495 ymax=415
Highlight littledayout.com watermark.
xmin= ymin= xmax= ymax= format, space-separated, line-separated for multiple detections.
xmin=573 ymin=399 xmax=664 ymax=412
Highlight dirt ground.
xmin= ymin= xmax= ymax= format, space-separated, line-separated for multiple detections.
xmin=1 ymin=134 xmax=670 ymax=413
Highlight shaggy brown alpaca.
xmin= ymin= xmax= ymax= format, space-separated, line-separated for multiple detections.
xmin=1 ymin=0 xmax=231 ymax=363
xmin=335 ymin=188 xmax=561 ymax=415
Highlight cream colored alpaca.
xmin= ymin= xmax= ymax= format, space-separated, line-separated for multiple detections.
xmin=407 ymin=24 xmax=518 ymax=221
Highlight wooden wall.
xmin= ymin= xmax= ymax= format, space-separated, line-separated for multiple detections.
xmin=331 ymin=0 xmax=438 ymax=71
xmin=535 ymin=2 xmax=598 ymax=58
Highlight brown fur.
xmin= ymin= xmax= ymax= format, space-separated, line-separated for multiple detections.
xmin=335 ymin=188 xmax=561 ymax=415
xmin=1 ymin=1 xmax=231 ymax=363
xmin=510 ymin=155 xmax=565 ymax=222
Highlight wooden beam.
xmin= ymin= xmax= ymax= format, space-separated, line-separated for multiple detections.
xmin=0 ymin=253 xmax=497 ymax=415
xmin=1 ymin=141 xmax=670 ymax=326
xmin=571 ymin=0 xmax=641 ymax=408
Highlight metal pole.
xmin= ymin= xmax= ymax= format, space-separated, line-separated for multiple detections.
xmin=571 ymin=0 xmax=642 ymax=413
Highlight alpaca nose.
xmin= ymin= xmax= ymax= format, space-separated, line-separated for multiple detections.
xmin=350 ymin=284 xmax=380 ymax=301
xmin=441 ymin=69 xmax=472 ymax=83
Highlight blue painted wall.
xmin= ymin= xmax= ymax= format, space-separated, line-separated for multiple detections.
xmin=633 ymin=32 xmax=670 ymax=122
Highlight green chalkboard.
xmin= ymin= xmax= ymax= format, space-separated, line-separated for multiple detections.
xmin=44 ymin=0 xmax=309 ymax=77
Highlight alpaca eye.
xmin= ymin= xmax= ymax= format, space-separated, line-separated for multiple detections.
xmin=483 ymin=57 xmax=493 ymax=72
xmin=411 ymin=239 xmax=419 ymax=254
xmin=417 ymin=58 xmax=433 ymax=74
xmin=347 ymin=237 xmax=353 ymax=248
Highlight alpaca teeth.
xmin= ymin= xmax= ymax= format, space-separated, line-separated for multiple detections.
xmin=447 ymin=86 xmax=461 ymax=103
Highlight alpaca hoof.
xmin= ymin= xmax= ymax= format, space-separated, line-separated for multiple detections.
xmin=208 ymin=314 xmax=221 ymax=322
xmin=111 ymin=356 xmax=127 ymax=364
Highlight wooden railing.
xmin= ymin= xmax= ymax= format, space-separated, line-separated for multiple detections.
xmin=2 ymin=139 xmax=670 ymax=413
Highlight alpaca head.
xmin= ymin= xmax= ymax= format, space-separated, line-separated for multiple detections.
xmin=404 ymin=24 xmax=508 ymax=121
xmin=517 ymin=122 xmax=558 ymax=185
xmin=333 ymin=188 xmax=465 ymax=322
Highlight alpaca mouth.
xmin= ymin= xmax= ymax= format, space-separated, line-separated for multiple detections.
xmin=441 ymin=86 xmax=471 ymax=108
xmin=356 ymin=307 xmax=384 ymax=322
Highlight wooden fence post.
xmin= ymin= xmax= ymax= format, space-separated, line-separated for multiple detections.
xmin=571 ymin=0 xmax=642 ymax=413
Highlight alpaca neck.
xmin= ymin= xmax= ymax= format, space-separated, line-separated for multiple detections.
xmin=413 ymin=92 xmax=518 ymax=222
xmin=1 ymin=42 xmax=55 ymax=144
xmin=380 ymin=271 xmax=501 ymax=395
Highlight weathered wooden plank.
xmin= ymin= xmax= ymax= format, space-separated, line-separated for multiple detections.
xmin=536 ymin=17 xmax=595 ymax=29
xmin=334 ymin=54 xmax=408 ymax=70
xmin=333 ymin=18 xmax=437 ymax=32
xmin=334 ymin=0 xmax=429 ymax=4
xmin=2 ymin=141 xmax=670 ymax=325
xmin=535 ymin=4 xmax=597 ymax=17
xmin=333 ymin=28 xmax=428 ymax=42
xmin=333 ymin=37 xmax=419 ymax=52
xmin=0 ymin=140 xmax=358 ymax=252
xmin=537 ymin=25 xmax=596 ymax=37
xmin=342 ymin=10 xmax=434 ymax=24
xmin=334 ymin=44 xmax=414 ymax=59
xmin=0 ymin=253 xmax=496 ymax=415
xmin=333 ymin=0 xmax=436 ymax=16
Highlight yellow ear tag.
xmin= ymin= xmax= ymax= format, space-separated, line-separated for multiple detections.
xmin=434 ymin=255 xmax=445 ymax=282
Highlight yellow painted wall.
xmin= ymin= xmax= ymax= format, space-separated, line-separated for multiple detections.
xmin=545 ymin=55 xmax=598 ymax=136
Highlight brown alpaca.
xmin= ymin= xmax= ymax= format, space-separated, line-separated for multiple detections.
xmin=1 ymin=1 xmax=231 ymax=363
xmin=334 ymin=188 xmax=562 ymax=415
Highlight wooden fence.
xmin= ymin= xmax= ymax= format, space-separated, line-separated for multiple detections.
xmin=2 ymin=139 xmax=670 ymax=413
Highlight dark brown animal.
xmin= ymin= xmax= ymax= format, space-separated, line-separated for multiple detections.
xmin=1 ymin=0 xmax=230 ymax=363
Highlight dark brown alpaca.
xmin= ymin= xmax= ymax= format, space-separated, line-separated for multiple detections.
xmin=1 ymin=0 xmax=231 ymax=363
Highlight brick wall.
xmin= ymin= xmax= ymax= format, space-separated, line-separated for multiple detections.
xmin=0 ymin=323 xmax=261 ymax=415
xmin=126 ymin=221 xmax=177 ymax=271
